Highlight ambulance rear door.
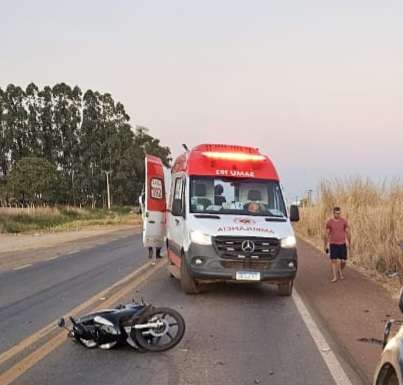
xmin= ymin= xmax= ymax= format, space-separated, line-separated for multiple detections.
xmin=142 ymin=155 xmax=166 ymax=248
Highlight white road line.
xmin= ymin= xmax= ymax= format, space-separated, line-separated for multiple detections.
xmin=293 ymin=289 xmax=354 ymax=385
xmin=13 ymin=264 xmax=32 ymax=271
xmin=46 ymin=255 xmax=59 ymax=261
xmin=66 ymin=249 xmax=79 ymax=255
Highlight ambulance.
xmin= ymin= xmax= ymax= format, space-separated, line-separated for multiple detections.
xmin=142 ymin=144 xmax=300 ymax=295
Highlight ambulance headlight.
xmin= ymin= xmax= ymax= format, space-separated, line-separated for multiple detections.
xmin=190 ymin=231 xmax=212 ymax=245
xmin=281 ymin=236 xmax=297 ymax=248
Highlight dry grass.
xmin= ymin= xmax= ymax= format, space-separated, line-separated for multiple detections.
xmin=295 ymin=178 xmax=403 ymax=276
xmin=0 ymin=206 xmax=61 ymax=217
xmin=0 ymin=206 xmax=140 ymax=233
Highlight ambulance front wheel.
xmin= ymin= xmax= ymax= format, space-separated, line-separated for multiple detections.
xmin=180 ymin=256 xmax=199 ymax=295
xmin=278 ymin=280 xmax=293 ymax=296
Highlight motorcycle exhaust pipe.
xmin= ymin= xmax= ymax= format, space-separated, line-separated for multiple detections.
xmin=134 ymin=321 xmax=164 ymax=329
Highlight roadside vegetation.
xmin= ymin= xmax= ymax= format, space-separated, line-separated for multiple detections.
xmin=294 ymin=178 xmax=403 ymax=276
xmin=0 ymin=83 xmax=171 ymax=208
xmin=0 ymin=206 xmax=141 ymax=234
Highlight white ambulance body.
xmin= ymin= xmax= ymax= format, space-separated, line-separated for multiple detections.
xmin=142 ymin=144 xmax=300 ymax=295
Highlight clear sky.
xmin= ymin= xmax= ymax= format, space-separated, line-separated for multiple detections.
xmin=1 ymin=0 xmax=402 ymax=201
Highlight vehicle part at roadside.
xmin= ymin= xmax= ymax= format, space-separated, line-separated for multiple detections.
xmin=58 ymin=300 xmax=185 ymax=353
xmin=373 ymin=288 xmax=403 ymax=384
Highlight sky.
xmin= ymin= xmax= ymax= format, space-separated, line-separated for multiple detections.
xmin=1 ymin=0 xmax=402 ymax=202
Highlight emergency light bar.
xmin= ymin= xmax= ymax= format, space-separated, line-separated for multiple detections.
xmin=201 ymin=152 xmax=266 ymax=161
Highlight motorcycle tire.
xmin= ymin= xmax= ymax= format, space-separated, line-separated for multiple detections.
xmin=131 ymin=307 xmax=185 ymax=352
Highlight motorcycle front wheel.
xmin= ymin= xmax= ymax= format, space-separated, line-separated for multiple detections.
xmin=132 ymin=307 xmax=185 ymax=352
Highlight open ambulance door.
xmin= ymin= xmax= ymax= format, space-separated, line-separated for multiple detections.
xmin=141 ymin=155 xmax=166 ymax=249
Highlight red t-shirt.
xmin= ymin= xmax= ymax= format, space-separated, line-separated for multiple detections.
xmin=326 ymin=218 xmax=348 ymax=245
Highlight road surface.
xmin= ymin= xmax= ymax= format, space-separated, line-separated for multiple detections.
xmin=0 ymin=233 xmax=376 ymax=385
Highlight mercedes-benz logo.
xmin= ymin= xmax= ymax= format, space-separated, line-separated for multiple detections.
xmin=241 ymin=240 xmax=255 ymax=253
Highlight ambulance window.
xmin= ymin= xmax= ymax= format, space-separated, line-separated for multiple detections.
xmin=174 ymin=178 xmax=182 ymax=199
xmin=189 ymin=176 xmax=286 ymax=217
xmin=171 ymin=177 xmax=185 ymax=216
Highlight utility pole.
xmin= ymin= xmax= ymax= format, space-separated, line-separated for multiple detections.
xmin=306 ymin=189 xmax=313 ymax=205
xmin=105 ymin=171 xmax=112 ymax=210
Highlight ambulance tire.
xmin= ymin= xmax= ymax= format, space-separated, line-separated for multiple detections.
xmin=278 ymin=280 xmax=293 ymax=296
xmin=180 ymin=255 xmax=199 ymax=295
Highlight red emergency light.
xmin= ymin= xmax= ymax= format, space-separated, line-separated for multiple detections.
xmin=172 ymin=143 xmax=279 ymax=181
xmin=202 ymin=151 xmax=266 ymax=161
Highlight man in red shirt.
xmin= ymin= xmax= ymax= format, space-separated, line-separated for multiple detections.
xmin=324 ymin=207 xmax=351 ymax=282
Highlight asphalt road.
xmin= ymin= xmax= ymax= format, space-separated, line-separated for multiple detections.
xmin=0 ymin=233 xmax=146 ymax=354
xmin=0 ymin=234 xmax=365 ymax=385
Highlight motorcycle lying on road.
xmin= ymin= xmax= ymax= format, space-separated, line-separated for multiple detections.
xmin=58 ymin=301 xmax=185 ymax=352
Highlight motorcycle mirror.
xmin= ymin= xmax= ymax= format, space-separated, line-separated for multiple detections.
xmin=58 ymin=318 xmax=65 ymax=328
xmin=399 ymin=288 xmax=403 ymax=313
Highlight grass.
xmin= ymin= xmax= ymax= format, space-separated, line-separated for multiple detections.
xmin=294 ymin=178 xmax=403 ymax=276
xmin=0 ymin=206 xmax=141 ymax=234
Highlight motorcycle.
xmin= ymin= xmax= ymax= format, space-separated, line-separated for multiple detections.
xmin=58 ymin=300 xmax=185 ymax=352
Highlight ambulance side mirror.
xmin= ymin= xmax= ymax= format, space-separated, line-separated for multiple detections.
xmin=289 ymin=205 xmax=300 ymax=222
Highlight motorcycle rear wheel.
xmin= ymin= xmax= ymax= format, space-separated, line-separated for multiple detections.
xmin=132 ymin=307 xmax=185 ymax=352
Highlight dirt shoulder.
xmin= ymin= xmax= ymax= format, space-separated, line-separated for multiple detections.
xmin=0 ymin=224 xmax=142 ymax=271
xmin=296 ymin=238 xmax=400 ymax=384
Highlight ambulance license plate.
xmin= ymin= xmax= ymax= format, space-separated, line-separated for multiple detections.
xmin=235 ymin=271 xmax=261 ymax=281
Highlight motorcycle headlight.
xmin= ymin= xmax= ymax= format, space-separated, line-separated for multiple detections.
xmin=281 ymin=236 xmax=297 ymax=248
xmin=190 ymin=231 xmax=212 ymax=245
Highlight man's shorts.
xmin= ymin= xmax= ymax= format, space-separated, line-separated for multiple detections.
xmin=329 ymin=244 xmax=347 ymax=260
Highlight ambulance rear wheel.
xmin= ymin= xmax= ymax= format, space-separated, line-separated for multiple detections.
xmin=278 ymin=280 xmax=293 ymax=296
xmin=180 ymin=256 xmax=199 ymax=295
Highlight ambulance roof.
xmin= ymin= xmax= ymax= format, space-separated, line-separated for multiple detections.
xmin=171 ymin=144 xmax=279 ymax=180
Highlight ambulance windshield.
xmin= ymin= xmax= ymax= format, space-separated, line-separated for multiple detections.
xmin=189 ymin=177 xmax=287 ymax=217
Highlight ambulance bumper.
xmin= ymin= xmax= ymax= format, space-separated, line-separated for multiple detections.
xmin=185 ymin=243 xmax=297 ymax=283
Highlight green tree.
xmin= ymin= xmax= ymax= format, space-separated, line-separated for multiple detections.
xmin=0 ymin=87 xmax=11 ymax=177
xmin=38 ymin=86 xmax=58 ymax=164
xmin=0 ymin=83 xmax=171 ymax=207
xmin=7 ymin=157 xmax=59 ymax=205
xmin=4 ymin=85 xmax=29 ymax=165
xmin=52 ymin=83 xmax=82 ymax=204
xmin=129 ymin=125 xmax=171 ymax=200
xmin=25 ymin=83 xmax=42 ymax=157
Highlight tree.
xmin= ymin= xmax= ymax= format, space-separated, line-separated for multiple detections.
xmin=25 ymin=83 xmax=42 ymax=157
xmin=0 ymin=87 xmax=11 ymax=177
xmin=52 ymin=83 xmax=82 ymax=204
xmin=38 ymin=86 xmax=58 ymax=164
xmin=0 ymin=83 xmax=171 ymax=207
xmin=7 ymin=157 xmax=59 ymax=205
xmin=128 ymin=125 xmax=172 ymax=200
xmin=4 ymin=84 xmax=29 ymax=165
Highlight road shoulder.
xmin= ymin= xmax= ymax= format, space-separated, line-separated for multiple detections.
xmin=295 ymin=238 xmax=400 ymax=384
xmin=0 ymin=224 xmax=141 ymax=271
